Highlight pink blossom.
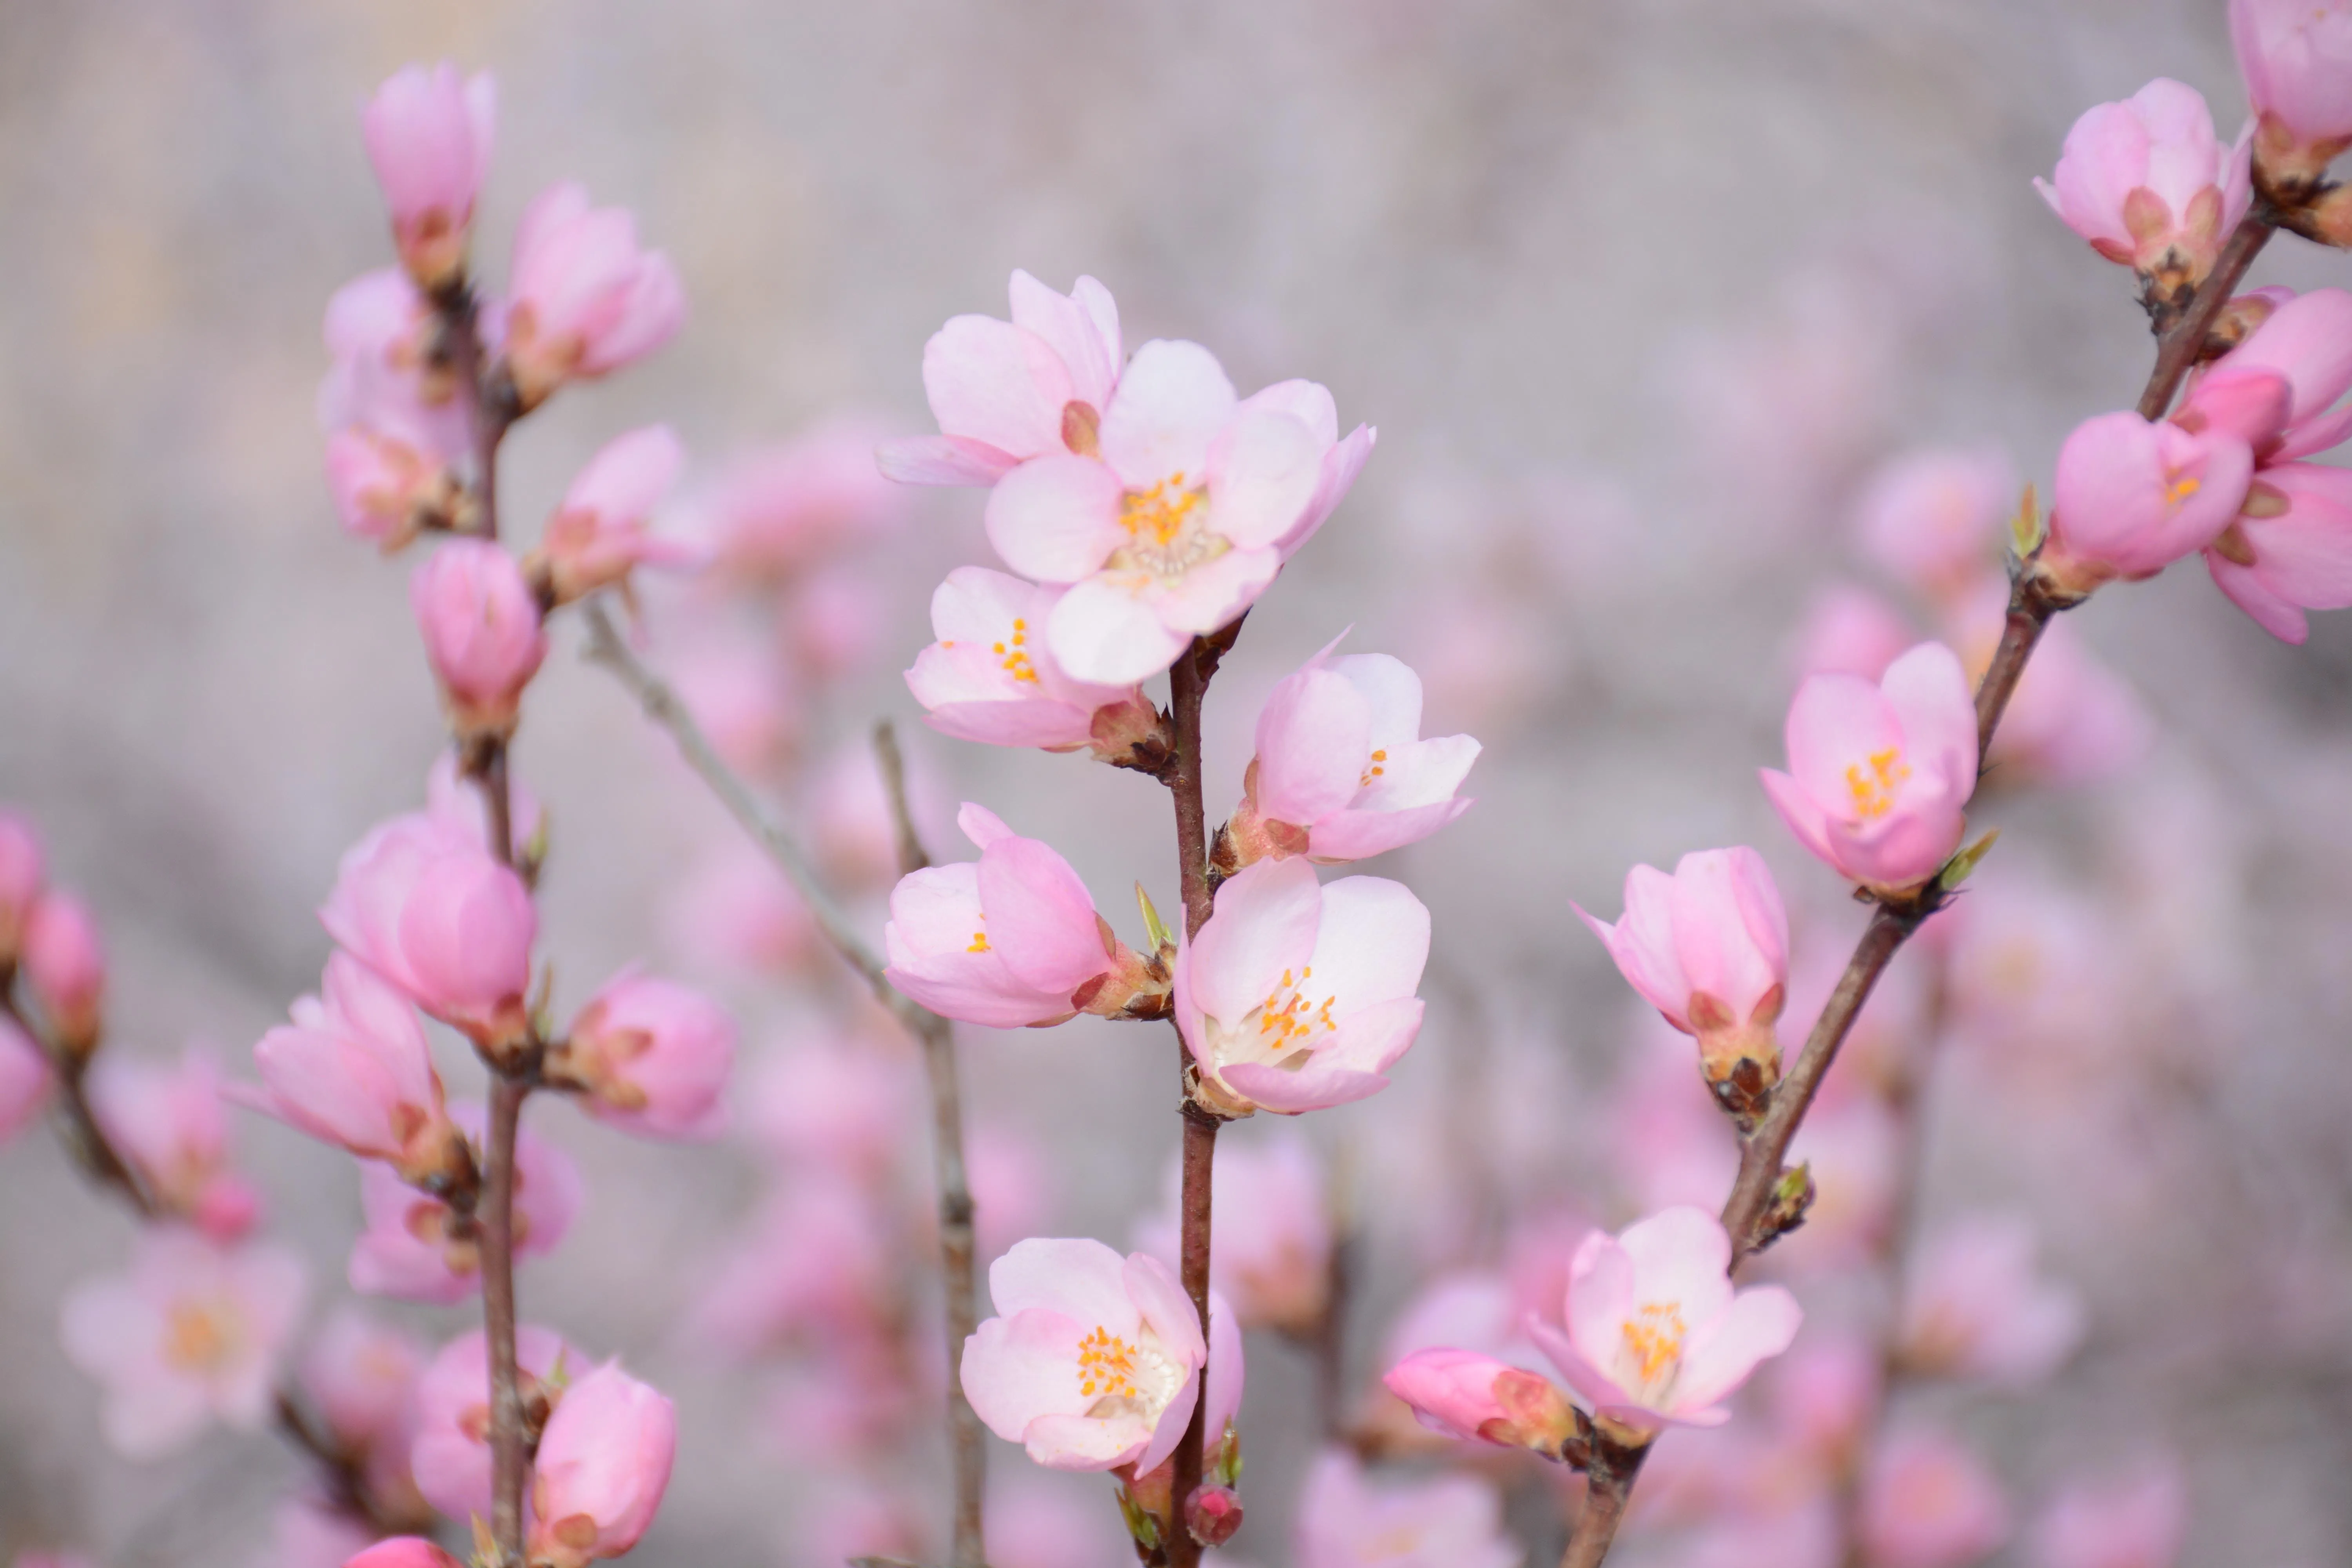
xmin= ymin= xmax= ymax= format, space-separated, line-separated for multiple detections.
xmin=0 ymin=809 xmax=42 ymax=962
xmin=526 ymin=1360 xmax=677 ymax=1566
xmin=694 ymin=421 xmax=904 ymax=581
xmin=1859 ymin=1429 xmax=2012 ymax=1568
xmin=2034 ymin=80 xmax=2252 ymax=285
xmin=316 ymin=269 xmax=437 ymax=425
xmin=1855 ymin=447 xmax=2016 ymax=601
xmin=247 ymin=951 xmax=464 ymax=1184
xmin=548 ymin=968 xmax=735 ymax=1140
xmin=344 ymin=1544 xmax=462 ymax=1568
xmin=1381 ymin=1348 xmax=1541 ymax=1446
xmin=361 ymin=64 xmax=495 ymax=294
xmin=1898 ymin=1216 xmax=2084 ymax=1384
xmin=2205 ymin=461 xmax=2352 ymax=641
xmin=22 ymin=890 xmax=103 ymax=1051
xmin=87 ymin=1045 xmax=260 ymax=1240
xmin=263 ymin=1497 xmax=376 ymax=1568
xmin=968 ymin=1121 xmax=1054 ymax=1261
xmin=1526 ymin=1207 xmax=1801 ymax=1439
xmin=981 ymin=339 xmax=1372 ymax=684
xmin=411 ymin=1324 xmax=575 ymax=1525
xmin=986 ymin=1470 xmax=1133 ymax=1568
xmin=59 ymin=1229 xmax=307 ymax=1458
xmin=905 ymin=566 xmax=1158 ymax=756
xmin=2043 ymin=412 xmax=2256 ymax=592
xmin=500 ymin=182 xmax=685 ymax=410
xmin=2177 ymin=288 xmax=2352 ymax=463
xmin=1137 ymin=1132 xmax=1331 ymax=1334
xmin=687 ymin=1175 xmax=896 ymax=1355
xmin=1295 ymin=1449 xmax=1519 ymax=1568
xmin=0 ymin=1011 xmax=51 ymax=1144
xmin=1760 ymin=642 xmax=1978 ymax=893
xmin=1575 ymin=848 xmax=1788 ymax=1087
xmin=744 ymin=1036 xmax=917 ymax=1177
xmin=1791 ymin=584 xmax=1915 ymax=682
xmin=959 ymin=1236 xmax=1210 ymax=1474
xmin=320 ymin=809 xmax=536 ymax=1046
xmin=1173 ymin=857 xmax=1429 ymax=1116
xmin=2231 ymin=0 xmax=2352 ymax=187
xmin=878 ymin=270 xmax=1125 ymax=486
xmin=2030 ymin=1461 xmax=2186 ymax=1568
xmin=1768 ymin=1333 xmax=1881 ymax=1465
xmin=300 ymin=1304 xmax=424 ymax=1456
xmin=410 ymin=539 xmax=548 ymax=739
xmin=325 ymin=418 xmax=470 ymax=551
xmin=1230 ymin=639 xmax=1479 ymax=864
xmin=534 ymin=424 xmax=701 ymax=605
xmin=349 ymin=1107 xmax=581 ymax=1303
xmin=318 ymin=271 xmax=471 ymax=550
xmin=1965 ymin=599 xmax=2153 ymax=786
xmin=883 ymin=804 xmax=1139 ymax=1029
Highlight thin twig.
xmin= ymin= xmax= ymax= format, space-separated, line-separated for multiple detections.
xmin=874 ymin=722 xmax=988 ymax=1568
xmin=0 ymin=986 xmax=155 ymax=1215
xmin=1559 ymin=1438 xmax=1648 ymax=1568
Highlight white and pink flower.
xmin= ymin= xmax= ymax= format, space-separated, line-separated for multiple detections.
xmin=904 ymin=567 xmax=1157 ymax=756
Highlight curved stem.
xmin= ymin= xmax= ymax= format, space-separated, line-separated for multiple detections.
xmin=481 ymin=1071 xmax=529 ymax=1557
xmin=1559 ymin=1438 xmax=1648 ymax=1568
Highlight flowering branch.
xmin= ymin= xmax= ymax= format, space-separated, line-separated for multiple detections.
xmin=580 ymin=601 xmax=988 ymax=1564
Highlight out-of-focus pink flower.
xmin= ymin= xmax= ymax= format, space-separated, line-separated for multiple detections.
xmin=1859 ymin=1429 xmax=2012 ymax=1568
xmin=1768 ymin=1333 xmax=1880 ymax=1466
xmin=526 ymin=1360 xmax=677 ymax=1567
xmin=0 ymin=1013 xmax=52 ymax=1144
xmin=22 ymin=891 xmax=104 ymax=1053
xmin=1792 ymin=584 xmax=1915 ymax=682
xmin=2043 ymin=412 xmax=2257 ymax=593
xmin=1229 ymin=640 xmax=1479 ymax=865
xmin=1786 ymin=1089 xmax=1904 ymax=1266
xmin=319 ymin=271 xmax=472 ymax=551
xmin=693 ymin=421 xmax=904 ymax=581
xmin=343 ymin=1541 xmax=462 ymax=1568
xmin=744 ymin=1036 xmax=917 ymax=1177
xmin=1136 ymin=1132 xmax=1330 ymax=1334
xmin=664 ymin=841 xmax=817 ymax=976
xmin=1760 ymin=642 xmax=1978 ymax=894
xmin=411 ymin=1324 xmax=575 ymax=1525
xmin=1962 ymin=596 xmax=2153 ymax=786
xmin=2179 ymin=289 xmax=2352 ymax=463
xmin=660 ymin=623 xmax=803 ymax=777
xmin=1576 ymin=848 xmax=1788 ymax=1089
xmin=905 ymin=567 xmax=1158 ymax=757
xmin=1855 ymin=447 xmax=2016 ymax=602
xmin=59 ymin=1229 xmax=307 ymax=1458
xmin=687 ymin=1175 xmax=896 ymax=1356
xmin=349 ymin=1108 xmax=580 ymax=1303
xmin=549 ymin=969 xmax=735 ymax=1140
xmin=980 ymin=338 xmax=1373 ymax=684
xmin=967 ymin=1121 xmax=1054 ymax=1261
xmin=878 ymin=271 xmax=1124 ymax=486
xmin=533 ymin=424 xmax=701 ymax=605
xmin=500 ymin=182 xmax=685 ymax=410
xmin=300 ymin=1304 xmax=424 ymax=1457
xmin=1526 ymin=1207 xmax=1801 ymax=1439
xmin=757 ymin=1327 xmax=917 ymax=1460
xmin=362 ymin=64 xmax=495 ymax=294
xmin=321 ymin=810 xmax=536 ymax=1048
xmin=985 ymin=1470 xmax=1132 ymax=1568
xmin=1898 ymin=1216 xmax=2084 ymax=1384
xmin=264 ymin=1496 xmax=377 ymax=1568
xmin=248 ymin=951 xmax=465 ymax=1185
xmin=884 ymin=804 xmax=1144 ymax=1029
xmin=0 ymin=810 xmax=42 ymax=963
xmin=2232 ymin=0 xmax=2352 ymax=189
xmin=960 ymin=1236 xmax=1209 ymax=1474
xmin=410 ymin=540 xmax=548 ymax=740
xmin=2206 ymin=461 xmax=2352 ymax=641
xmin=88 ymin=1045 xmax=260 ymax=1240
xmin=2034 ymin=80 xmax=2252 ymax=286
xmin=1296 ymin=1449 xmax=1520 ymax=1568
xmin=2030 ymin=1460 xmax=2186 ymax=1568
xmin=1174 ymin=857 xmax=1429 ymax=1116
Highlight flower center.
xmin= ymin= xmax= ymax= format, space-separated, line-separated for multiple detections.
xmin=1844 ymin=746 xmax=1910 ymax=820
xmin=1254 ymin=966 xmax=1337 ymax=1057
xmin=1109 ymin=473 xmax=1229 ymax=579
xmin=1076 ymin=1326 xmax=1142 ymax=1400
xmin=2163 ymin=470 xmax=2202 ymax=508
xmin=1357 ymin=748 xmax=1389 ymax=788
xmin=1621 ymin=1300 xmax=1688 ymax=1387
xmin=990 ymin=617 xmax=1040 ymax=685
xmin=165 ymin=1301 xmax=234 ymax=1373
xmin=967 ymin=929 xmax=991 ymax=953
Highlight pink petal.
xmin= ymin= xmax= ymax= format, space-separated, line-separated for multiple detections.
xmin=1046 ymin=572 xmax=1193 ymax=686
xmin=1205 ymin=410 xmax=1325 ymax=550
xmin=1303 ymin=875 xmax=1430 ymax=1011
xmin=1761 ymin=767 xmax=1841 ymax=869
xmin=1616 ymin=1207 xmax=1735 ymax=1328
xmin=957 ymin=802 xmax=1017 ymax=850
xmin=960 ymin=1310 xmax=1090 ymax=1441
xmin=1097 ymin=340 xmax=1237 ymax=489
xmin=1254 ymin=666 xmax=1374 ymax=828
xmin=983 ymin=456 xmax=1126 ymax=584
xmin=1278 ymin=423 xmax=1376 ymax=559
xmin=1021 ymin=1409 xmax=1154 ymax=1472
xmin=1785 ymin=673 xmax=1902 ymax=809
xmin=923 ymin=316 xmax=1073 ymax=458
xmin=1187 ymin=858 xmax=1322 ymax=1025
xmin=1880 ymin=642 xmax=1978 ymax=800
xmin=1306 ymin=796 xmax=1474 ymax=862
xmin=1008 ymin=270 xmax=1119 ymax=414
xmin=1671 ymin=1287 xmax=1804 ymax=1417
xmin=989 ymin=1236 xmax=1138 ymax=1327
xmin=1131 ymin=1371 xmax=1201 ymax=1477
xmin=876 ymin=434 xmax=1021 ymax=487
xmin=978 ymin=836 xmax=1111 ymax=994
xmin=1563 ymin=1230 xmax=1636 ymax=1377
xmin=1125 ymin=1251 xmax=1207 ymax=1367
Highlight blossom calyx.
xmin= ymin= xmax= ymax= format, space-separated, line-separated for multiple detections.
xmin=1186 ymin=1486 xmax=1244 ymax=1548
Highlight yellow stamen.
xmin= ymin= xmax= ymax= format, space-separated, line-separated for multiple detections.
xmin=1119 ymin=474 xmax=1206 ymax=549
xmin=1621 ymin=1301 xmax=1688 ymax=1385
xmin=1843 ymin=746 xmax=1910 ymax=820
xmin=1076 ymin=1326 xmax=1141 ymax=1400
xmin=165 ymin=1303 xmax=229 ymax=1372
xmin=2165 ymin=473 xmax=2203 ymax=506
xmin=967 ymin=930 xmax=990 ymax=953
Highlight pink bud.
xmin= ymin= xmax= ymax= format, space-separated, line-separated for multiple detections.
xmin=501 ymin=182 xmax=685 ymax=410
xmin=1854 ymin=446 xmax=2016 ymax=601
xmin=1381 ymin=1348 xmax=1517 ymax=1444
xmin=2034 ymin=80 xmax=2251 ymax=287
xmin=2232 ymin=0 xmax=2352 ymax=189
xmin=534 ymin=424 xmax=700 ymax=605
xmin=526 ymin=1361 xmax=677 ymax=1567
xmin=0 ymin=1013 xmax=51 ymax=1145
xmin=1576 ymin=847 xmax=1788 ymax=1087
xmin=1186 ymin=1486 xmax=1243 ymax=1548
xmin=1860 ymin=1428 xmax=2012 ymax=1568
xmin=1791 ymin=583 xmax=1914 ymax=682
xmin=361 ymin=64 xmax=495 ymax=294
xmin=299 ymin=1305 xmax=425 ymax=1456
xmin=248 ymin=951 xmax=463 ymax=1183
xmin=551 ymin=969 xmax=735 ymax=1140
xmin=2177 ymin=288 xmax=2352 ymax=462
xmin=410 ymin=539 xmax=548 ymax=740
xmin=88 ymin=1045 xmax=258 ymax=1239
xmin=2045 ymin=411 xmax=2256 ymax=591
xmin=343 ymin=1544 xmax=460 ymax=1568
xmin=350 ymin=1108 xmax=579 ymax=1303
xmin=0 ymin=810 xmax=44 ymax=963
xmin=411 ymin=1324 xmax=576 ymax=1525
xmin=21 ymin=891 xmax=103 ymax=1053
xmin=1899 ymin=1216 xmax=2085 ymax=1384
xmin=320 ymin=810 xmax=536 ymax=1047
xmin=2030 ymin=1461 xmax=2186 ymax=1568
xmin=1760 ymin=642 xmax=1978 ymax=894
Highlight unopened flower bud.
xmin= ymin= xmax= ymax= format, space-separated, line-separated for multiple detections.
xmin=343 ymin=1541 xmax=462 ymax=1568
xmin=1186 ymin=1486 xmax=1244 ymax=1548
xmin=547 ymin=970 xmax=735 ymax=1141
xmin=501 ymin=183 xmax=685 ymax=412
xmin=361 ymin=64 xmax=495 ymax=297
xmin=22 ymin=892 xmax=103 ymax=1056
xmin=410 ymin=539 xmax=548 ymax=741
xmin=526 ymin=1361 xmax=677 ymax=1568
xmin=2034 ymin=80 xmax=2251 ymax=305
xmin=528 ymin=424 xmax=699 ymax=607
xmin=2232 ymin=0 xmax=2352 ymax=197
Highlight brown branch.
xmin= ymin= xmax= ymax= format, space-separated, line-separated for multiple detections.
xmin=480 ymin=1071 xmax=530 ymax=1559
xmin=0 ymin=985 xmax=155 ymax=1216
xmin=1559 ymin=1437 xmax=1648 ymax=1568
xmin=874 ymin=722 xmax=987 ymax=1568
